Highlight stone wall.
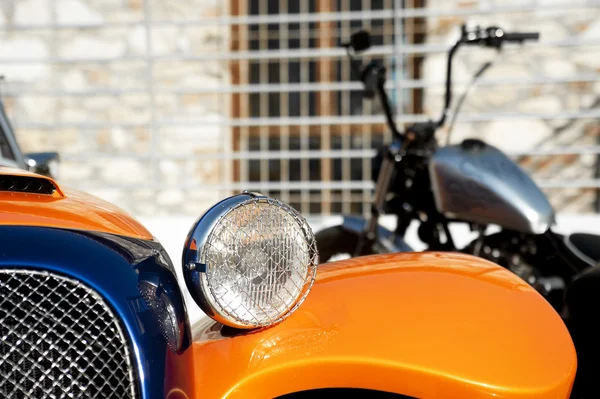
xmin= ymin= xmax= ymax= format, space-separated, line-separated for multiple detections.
xmin=1 ymin=0 xmax=598 ymax=216
xmin=0 ymin=0 xmax=230 ymax=217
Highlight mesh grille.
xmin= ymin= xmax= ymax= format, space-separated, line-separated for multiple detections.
xmin=202 ymin=197 xmax=318 ymax=327
xmin=0 ymin=270 xmax=137 ymax=398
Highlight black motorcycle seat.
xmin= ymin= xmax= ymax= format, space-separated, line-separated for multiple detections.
xmin=564 ymin=233 xmax=600 ymax=266
xmin=565 ymin=263 xmax=600 ymax=397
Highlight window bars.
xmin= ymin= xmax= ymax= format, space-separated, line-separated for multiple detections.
xmin=0 ymin=0 xmax=599 ymax=215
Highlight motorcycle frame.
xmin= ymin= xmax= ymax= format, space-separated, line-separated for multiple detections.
xmin=351 ymin=32 xmax=467 ymax=256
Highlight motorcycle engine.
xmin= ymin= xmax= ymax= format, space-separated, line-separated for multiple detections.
xmin=469 ymin=235 xmax=566 ymax=311
xmin=480 ymin=245 xmax=537 ymax=284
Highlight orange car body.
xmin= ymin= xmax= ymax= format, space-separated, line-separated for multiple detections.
xmin=0 ymin=167 xmax=576 ymax=398
xmin=0 ymin=168 xmax=152 ymax=240
xmin=166 ymin=253 xmax=576 ymax=399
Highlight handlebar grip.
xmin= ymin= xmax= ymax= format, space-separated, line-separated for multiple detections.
xmin=502 ymin=32 xmax=540 ymax=42
xmin=360 ymin=61 xmax=384 ymax=99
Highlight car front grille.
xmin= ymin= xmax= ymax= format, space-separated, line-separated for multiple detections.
xmin=0 ymin=269 xmax=137 ymax=398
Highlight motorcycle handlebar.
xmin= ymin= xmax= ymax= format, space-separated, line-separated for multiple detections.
xmin=438 ymin=26 xmax=539 ymax=126
xmin=501 ymin=32 xmax=540 ymax=42
xmin=345 ymin=25 xmax=540 ymax=136
xmin=360 ymin=61 xmax=380 ymax=99
xmin=464 ymin=27 xmax=540 ymax=48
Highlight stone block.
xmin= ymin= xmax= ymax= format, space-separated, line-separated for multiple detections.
xmin=156 ymin=189 xmax=185 ymax=207
xmin=14 ymin=0 xmax=51 ymax=25
xmin=95 ymin=126 xmax=150 ymax=154
xmin=149 ymin=0 xmax=222 ymax=20
xmin=99 ymin=157 xmax=150 ymax=185
xmin=60 ymin=159 xmax=94 ymax=181
xmin=579 ymin=18 xmax=600 ymax=41
xmin=158 ymin=122 xmax=222 ymax=155
xmin=481 ymin=119 xmax=550 ymax=151
xmin=149 ymin=27 xmax=184 ymax=56
xmin=60 ymin=35 xmax=126 ymax=60
xmin=56 ymin=0 xmax=103 ymax=26
xmin=182 ymin=189 xmax=222 ymax=215
xmin=0 ymin=37 xmax=50 ymax=81
xmin=518 ymin=95 xmax=563 ymax=114
xmin=152 ymin=60 xmax=225 ymax=89
xmin=127 ymin=24 xmax=148 ymax=55
xmin=16 ymin=96 xmax=56 ymax=123
xmin=59 ymin=69 xmax=89 ymax=91
xmin=541 ymin=59 xmax=577 ymax=78
xmin=109 ymin=62 xmax=148 ymax=89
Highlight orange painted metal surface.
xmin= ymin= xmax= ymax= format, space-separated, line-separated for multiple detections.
xmin=166 ymin=252 xmax=576 ymax=399
xmin=0 ymin=167 xmax=153 ymax=240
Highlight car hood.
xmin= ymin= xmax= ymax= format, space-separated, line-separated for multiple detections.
xmin=0 ymin=167 xmax=153 ymax=240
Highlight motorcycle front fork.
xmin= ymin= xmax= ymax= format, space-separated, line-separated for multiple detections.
xmin=355 ymin=154 xmax=396 ymax=256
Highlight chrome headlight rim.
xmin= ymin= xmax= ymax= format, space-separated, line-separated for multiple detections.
xmin=182 ymin=192 xmax=319 ymax=329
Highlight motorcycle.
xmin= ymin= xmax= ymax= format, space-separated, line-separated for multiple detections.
xmin=316 ymin=25 xmax=600 ymax=398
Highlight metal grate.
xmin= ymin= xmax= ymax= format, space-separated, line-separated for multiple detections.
xmin=0 ymin=269 xmax=137 ymax=399
xmin=202 ymin=197 xmax=318 ymax=327
xmin=230 ymin=0 xmax=600 ymax=214
xmin=0 ymin=0 xmax=599 ymax=214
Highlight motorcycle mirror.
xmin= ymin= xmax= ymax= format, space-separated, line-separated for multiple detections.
xmin=25 ymin=152 xmax=60 ymax=179
xmin=349 ymin=30 xmax=371 ymax=53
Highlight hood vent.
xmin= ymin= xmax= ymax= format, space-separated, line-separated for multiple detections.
xmin=0 ymin=175 xmax=57 ymax=195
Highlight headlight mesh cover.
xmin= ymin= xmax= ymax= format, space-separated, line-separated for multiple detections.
xmin=201 ymin=197 xmax=318 ymax=327
xmin=0 ymin=269 xmax=136 ymax=398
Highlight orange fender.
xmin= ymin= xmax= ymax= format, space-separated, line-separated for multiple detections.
xmin=0 ymin=167 xmax=152 ymax=240
xmin=166 ymin=252 xmax=576 ymax=399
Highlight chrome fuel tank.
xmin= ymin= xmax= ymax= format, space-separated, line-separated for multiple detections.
xmin=429 ymin=139 xmax=554 ymax=234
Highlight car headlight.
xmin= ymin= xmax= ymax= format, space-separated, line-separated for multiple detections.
xmin=182 ymin=192 xmax=318 ymax=329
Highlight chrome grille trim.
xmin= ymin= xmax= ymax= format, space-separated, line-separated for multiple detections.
xmin=0 ymin=269 xmax=137 ymax=398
